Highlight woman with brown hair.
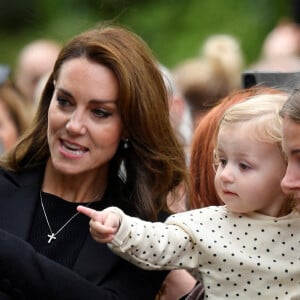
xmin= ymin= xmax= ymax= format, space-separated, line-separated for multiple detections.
xmin=0 ymin=24 xmax=188 ymax=299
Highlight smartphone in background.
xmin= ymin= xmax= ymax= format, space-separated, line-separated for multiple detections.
xmin=241 ymin=71 xmax=300 ymax=91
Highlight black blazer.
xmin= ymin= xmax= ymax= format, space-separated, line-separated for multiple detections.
xmin=0 ymin=166 xmax=168 ymax=300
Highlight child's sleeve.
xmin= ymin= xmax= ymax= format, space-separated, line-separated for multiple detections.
xmin=104 ymin=207 xmax=198 ymax=271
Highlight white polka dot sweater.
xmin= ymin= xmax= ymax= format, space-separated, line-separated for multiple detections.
xmin=107 ymin=205 xmax=300 ymax=299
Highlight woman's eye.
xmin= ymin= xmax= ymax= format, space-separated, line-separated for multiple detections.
xmin=92 ymin=108 xmax=111 ymax=118
xmin=57 ymin=96 xmax=71 ymax=107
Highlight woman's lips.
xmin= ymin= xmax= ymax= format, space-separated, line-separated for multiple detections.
xmin=59 ymin=139 xmax=88 ymax=157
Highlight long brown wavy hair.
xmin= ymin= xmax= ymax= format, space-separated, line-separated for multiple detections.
xmin=0 ymin=24 xmax=189 ymax=221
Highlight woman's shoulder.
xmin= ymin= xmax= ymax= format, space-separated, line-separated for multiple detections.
xmin=0 ymin=164 xmax=44 ymax=187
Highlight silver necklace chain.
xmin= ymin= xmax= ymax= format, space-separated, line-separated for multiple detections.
xmin=40 ymin=191 xmax=92 ymax=244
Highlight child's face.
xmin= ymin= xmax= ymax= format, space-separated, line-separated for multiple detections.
xmin=281 ymin=117 xmax=300 ymax=210
xmin=214 ymin=123 xmax=288 ymax=217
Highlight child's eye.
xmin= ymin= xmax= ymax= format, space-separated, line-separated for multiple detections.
xmin=239 ymin=162 xmax=250 ymax=170
xmin=213 ymin=158 xmax=227 ymax=172
xmin=219 ymin=158 xmax=227 ymax=168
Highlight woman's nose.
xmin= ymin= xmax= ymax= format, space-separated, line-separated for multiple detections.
xmin=281 ymin=165 xmax=300 ymax=194
xmin=65 ymin=111 xmax=87 ymax=135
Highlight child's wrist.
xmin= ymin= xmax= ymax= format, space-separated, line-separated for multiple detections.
xmin=110 ymin=211 xmax=121 ymax=229
xmin=103 ymin=206 xmax=129 ymax=247
xmin=103 ymin=206 xmax=124 ymax=230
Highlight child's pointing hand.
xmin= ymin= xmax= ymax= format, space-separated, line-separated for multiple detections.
xmin=77 ymin=206 xmax=121 ymax=243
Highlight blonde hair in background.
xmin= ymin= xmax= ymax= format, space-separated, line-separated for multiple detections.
xmin=202 ymin=34 xmax=244 ymax=90
xmin=173 ymin=34 xmax=244 ymax=126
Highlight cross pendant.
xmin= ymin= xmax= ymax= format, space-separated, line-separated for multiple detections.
xmin=47 ymin=233 xmax=56 ymax=243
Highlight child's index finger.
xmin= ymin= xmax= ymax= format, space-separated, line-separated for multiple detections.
xmin=77 ymin=205 xmax=98 ymax=219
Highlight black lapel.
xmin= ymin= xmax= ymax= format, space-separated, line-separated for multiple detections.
xmin=0 ymin=166 xmax=44 ymax=239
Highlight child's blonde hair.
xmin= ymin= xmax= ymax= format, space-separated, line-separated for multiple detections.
xmin=217 ymin=93 xmax=288 ymax=146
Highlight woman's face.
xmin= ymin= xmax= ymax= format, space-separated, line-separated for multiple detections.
xmin=47 ymin=57 xmax=124 ymax=177
xmin=0 ymin=99 xmax=19 ymax=153
xmin=281 ymin=116 xmax=300 ymax=210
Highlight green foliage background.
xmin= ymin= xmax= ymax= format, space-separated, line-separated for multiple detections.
xmin=0 ymin=0 xmax=293 ymax=71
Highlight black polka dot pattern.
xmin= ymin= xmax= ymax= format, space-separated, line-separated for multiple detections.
xmin=108 ymin=206 xmax=300 ymax=298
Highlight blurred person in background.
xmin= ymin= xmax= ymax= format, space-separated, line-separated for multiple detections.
xmin=0 ymin=65 xmax=30 ymax=154
xmin=262 ymin=20 xmax=300 ymax=59
xmin=173 ymin=34 xmax=244 ymax=131
xmin=250 ymin=0 xmax=300 ymax=72
xmin=14 ymin=39 xmax=61 ymax=111
xmin=160 ymin=64 xmax=193 ymax=158
xmin=250 ymin=19 xmax=300 ymax=72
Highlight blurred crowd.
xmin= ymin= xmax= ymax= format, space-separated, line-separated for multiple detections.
xmin=3 ymin=14 xmax=300 ymax=157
